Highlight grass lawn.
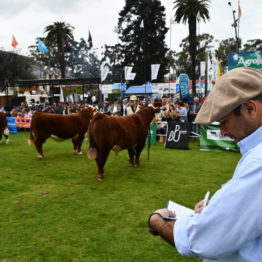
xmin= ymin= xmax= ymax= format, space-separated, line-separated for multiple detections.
xmin=0 ymin=131 xmax=241 ymax=262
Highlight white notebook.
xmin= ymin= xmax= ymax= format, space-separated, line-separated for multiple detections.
xmin=167 ymin=200 xmax=194 ymax=220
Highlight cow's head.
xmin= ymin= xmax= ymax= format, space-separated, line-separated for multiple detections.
xmin=79 ymin=106 xmax=97 ymax=118
xmin=140 ymin=105 xmax=160 ymax=114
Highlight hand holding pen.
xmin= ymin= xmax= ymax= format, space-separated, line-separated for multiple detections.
xmin=194 ymin=191 xmax=210 ymax=214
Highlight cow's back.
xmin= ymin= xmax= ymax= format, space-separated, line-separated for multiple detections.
xmin=90 ymin=113 xmax=149 ymax=150
xmin=31 ymin=112 xmax=84 ymax=139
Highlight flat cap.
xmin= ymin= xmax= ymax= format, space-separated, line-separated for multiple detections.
xmin=195 ymin=67 xmax=262 ymax=124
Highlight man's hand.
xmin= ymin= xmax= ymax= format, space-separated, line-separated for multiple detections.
xmin=194 ymin=200 xmax=208 ymax=213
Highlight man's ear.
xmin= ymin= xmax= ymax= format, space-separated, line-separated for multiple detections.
xmin=242 ymin=100 xmax=257 ymax=115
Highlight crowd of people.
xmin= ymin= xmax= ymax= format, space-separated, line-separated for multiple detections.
xmin=0 ymin=95 xmax=202 ymax=124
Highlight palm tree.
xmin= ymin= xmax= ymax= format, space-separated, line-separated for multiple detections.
xmin=173 ymin=0 xmax=210 ymax=95
xmin=44 ymin=21 xmax=74 ymax=78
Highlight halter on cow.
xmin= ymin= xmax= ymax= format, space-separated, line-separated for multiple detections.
xmin=28 ymin=106 xmax=96 ymax=159
xmin=87 ymin=106 xmax=160 ymax=181
xmin=0 ymin=112 xmax=9 ymax=144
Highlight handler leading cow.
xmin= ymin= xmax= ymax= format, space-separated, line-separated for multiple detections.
xmin=0 ymin=112 xmax=9 ymax=144
xmin=29 ymin=106 xmax=95 ymax=159
xmin=88 ymin=106 xmax=160 ymax=181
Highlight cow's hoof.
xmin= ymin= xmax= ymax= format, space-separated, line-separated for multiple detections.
xmin=135 ymin=164 xmax=140 ymax=168
xmin=6 ymin=139 xmax=10 ymax=144
xmin=38 ymin=155 xmax=44 ymax=159
xmin=0 ymin=141 xmax=2 ymax=144
xmin=77 ymin=151 xmax=83 ymax=155
xmin=97 ymin=177 xmax=104 ymax=182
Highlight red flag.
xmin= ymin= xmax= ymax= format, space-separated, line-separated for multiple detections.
xmin=11 ymin=35 xmax=18 ymax=48
xmin=88 ymin=30 xmax=93 ymax=48
xmin=88 ymin=31 xmax=92 ymax=42
xmin=238 ymin=2 xmax=242 ymax=20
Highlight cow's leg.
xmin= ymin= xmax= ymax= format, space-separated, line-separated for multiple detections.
xmin=0 ymin=132 xmax=2 ymax=143
xmin=128 ymin=148 xmax=135 ymax=167
xmin=96 ymin=148 xmax=110 ymax=181
xmin=72 ymin=138 xmax=78 ymax=153
xmin=134 ymin=144 xmax=145 ymax=167
xmin=76 ymin=136 xmax=85 ymax=155
xmin=4 ymin=134 xmax=9 ymax=144
xmin=34 ymin=139 xmax=45 ymax=159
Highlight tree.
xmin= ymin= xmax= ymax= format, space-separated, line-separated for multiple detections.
xmin=215 ymin=38 xmax=240 ymax=72
xmin=101 ymin=43 xmax=125 ymax=83
xmin=117 ymin=0 xmax=169 ymax=85
xmin=44 ymin=21 xmax=75 ymax=78
xmin=242 ymin=39 xmax=262 ymax=52
xmin=173 ymin=0 xmax=210 ymax=94
xmin=174 ymin=33 xmax=214 ymax=77
xmin=0 ymin=51 xmax=36 ymax=90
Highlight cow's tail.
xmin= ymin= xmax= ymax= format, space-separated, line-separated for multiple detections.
xmin=87 ymin=120 xmax=98 ymax=160
xmin=28 ymin=131 xmax=35 ymax=146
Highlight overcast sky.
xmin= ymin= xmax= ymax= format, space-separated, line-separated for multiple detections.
xmin=0 ymin=0 xmax=261 ymax=56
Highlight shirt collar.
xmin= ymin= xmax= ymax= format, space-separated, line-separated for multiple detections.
xmin=238 ymin=126 xmax=262 ymax=155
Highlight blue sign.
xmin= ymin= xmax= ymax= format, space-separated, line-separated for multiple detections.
xmin=178 ymin=73 xmax=189 ymax=99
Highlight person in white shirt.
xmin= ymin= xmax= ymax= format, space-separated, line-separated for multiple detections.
xmin=148 ymin=67 xmax=262 ymax=262
xmin=126 ymin=95 xmax=141 ymax=115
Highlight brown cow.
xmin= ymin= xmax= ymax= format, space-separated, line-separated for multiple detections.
xmin=0 ymin=112 xmax=9 ymax=144
xmin=28 ymin=106 xmax=95 ymax=159
xmin=87 ymin=106 xmax=160 ymax=181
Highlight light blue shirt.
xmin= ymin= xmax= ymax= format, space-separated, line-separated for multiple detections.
xmin=174 ymin=126 xmax=262 ymax=262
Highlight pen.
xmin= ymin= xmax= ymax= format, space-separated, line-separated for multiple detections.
xmin=203 ymin=191 xmax=210 ymax=208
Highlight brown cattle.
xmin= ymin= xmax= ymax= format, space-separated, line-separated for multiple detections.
xmin=0 ymin=112 xmax=9 ymax=144
xmin=88 ymin=106 xmax=160 ymax=181
xmin=28 ymin=107 xmax=95 ymax=159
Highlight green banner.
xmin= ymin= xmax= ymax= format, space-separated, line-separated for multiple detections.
xmin=147 ymin=122 xmax=157 ymax=145
xmin=228 ymin=50 xmax=262 ymax=72
xmin=200 ymin=124 xmax=239 ymax=152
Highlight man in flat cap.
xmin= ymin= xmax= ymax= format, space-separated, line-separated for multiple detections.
xmin=148 ymin=67 xmax=262 ymax=262
xmin=126 ymin=95 xmax=141 ymax=115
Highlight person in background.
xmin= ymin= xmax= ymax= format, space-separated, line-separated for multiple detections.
xmin=122 ymin=98 xmax=129 ymax=116
xmin=176 ymin=101 xmax=188 ymax=122
xmin=189 ymin=97 xmax=202 ymax=134
xmin=100 ymin=99 xmax=111 ymax=114
xmin=126 ymin=95 xmax=141 ymax=115
xmin=109 ymin=98 xmax=122 ymax=116
xmin=148 ymin=67 xmax=262 ymax=262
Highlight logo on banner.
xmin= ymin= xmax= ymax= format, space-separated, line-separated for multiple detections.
xmin=167 ymin=124 xmax=188 ymax=142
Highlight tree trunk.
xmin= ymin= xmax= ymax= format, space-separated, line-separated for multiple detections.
xmin=188 ymin=16 xmax=197 ymax=96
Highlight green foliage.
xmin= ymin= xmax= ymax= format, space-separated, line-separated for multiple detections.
xmin=242 ymin=39 xmax=262 ymax=52
xmin=173 ymin=33 xmax=214 ymax=77
xmin=0 ymin=51 xmax=36 ymax=88
xmin=0 ymin=132 xmax=240 ymax=261
xmin=101 ymin=44 xmax=125 ymax=83
xmin=215 ymin=38 xmax=240 ymax=71
xmin=44 ymin=21 xmax=75 ymax=78
xmin=117 ymin=0 xmax=169 ymax=84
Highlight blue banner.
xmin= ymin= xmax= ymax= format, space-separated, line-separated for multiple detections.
xmin=178 ymin=73 xmax=189 ymax=99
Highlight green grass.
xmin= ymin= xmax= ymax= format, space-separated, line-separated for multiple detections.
xmin=0 ymin=132 xmax=240 ymax=262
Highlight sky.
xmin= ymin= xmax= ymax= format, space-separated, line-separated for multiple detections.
xmin=0 ymin=0 xmax=261 ymax=57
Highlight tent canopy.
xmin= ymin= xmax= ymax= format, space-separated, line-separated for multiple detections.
xmin=125 ymin=85 xmax=152 ymax=94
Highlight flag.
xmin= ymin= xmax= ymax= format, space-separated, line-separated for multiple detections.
xmin=63 ymin=38 xmax=71 ymax=52
xmin=101 ymin=68 xmax=109 ymax=82
xmin=140 ymin=20 xmax=144 ymax=28
xmin=151 ymin=64 xmax=160 ymax=81
xmin=88 ymin=30 xmax=93 ymax=48
xmin=124 ymin=66 xmax=133 ymax=80
xmin=11 ymin=35 xmax=18 ymax=48
xmin=38 ymin=39 xmax=48 ymax=53
xmin=238 ymin=1 xmax=242 ymax=20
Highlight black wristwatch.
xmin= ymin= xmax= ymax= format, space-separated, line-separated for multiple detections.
xmin=148 ymin=212 xmax=177 ymax=236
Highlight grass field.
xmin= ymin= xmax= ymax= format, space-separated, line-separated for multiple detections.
xmin=0 ymin=132 xmax=241 ymax=262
